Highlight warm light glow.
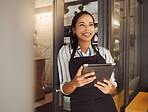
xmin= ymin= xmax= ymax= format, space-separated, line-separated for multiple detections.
xmin=36 ymin=12 xmax=52 ymax=20
xmin=115 ymin=39 xmax=119 ymax=44
xmin=47 ymin=14 xmax=51 ymax=18
xmin=114 ymin=20 xmax=120 ymax=26
xmin=42 ymin=15 xmax=46 ymax=19
xmin=37 ymin=15 xmax=40 ymax=19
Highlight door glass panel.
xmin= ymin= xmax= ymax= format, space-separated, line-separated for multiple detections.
xmin=34 ymin=11 xmax=53 ymax=91
xmin=111 ymin=0 xmax=126 ymax=111
xmin=129 ymin=0 xmax=140 ymax=101
xmin=111 ymin=0 xmax=141 ymax=111
xmin=33 ymin=0 xmax=53 ymax=111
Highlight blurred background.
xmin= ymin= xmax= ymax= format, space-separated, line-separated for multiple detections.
xmin=0 ymin=0 xmax=148 ymax=112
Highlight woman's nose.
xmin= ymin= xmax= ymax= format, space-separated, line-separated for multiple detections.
xmin=85 ymin=25 xmax=90 ymax=31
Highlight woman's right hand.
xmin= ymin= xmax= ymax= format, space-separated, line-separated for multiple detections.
xmin=71 ymin=66 xmax=96 ymax=88
xmin=63 ymin=66 xmax=96 ymax=95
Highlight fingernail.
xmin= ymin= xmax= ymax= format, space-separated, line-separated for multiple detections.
xmin=94 ymin=76 xmax=96 ymax=79
xmin=97 ymin=82 xmax=100 ymax=84
xmin=94 ymin=84 xmax=97 ymax=86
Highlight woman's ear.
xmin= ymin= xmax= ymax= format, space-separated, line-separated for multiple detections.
xmin=72 ymin=27 xmax=75 ymax=34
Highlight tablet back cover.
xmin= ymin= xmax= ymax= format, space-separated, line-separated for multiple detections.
xmin=82 ymin=64 xmax=115 ymax=88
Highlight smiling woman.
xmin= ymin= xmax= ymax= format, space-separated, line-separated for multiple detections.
xmin=58 ymin=11 xmax=117 ymax=112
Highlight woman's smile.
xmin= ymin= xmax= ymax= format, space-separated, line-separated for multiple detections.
xmin=82 ymin=32 xmax=91 ymax=37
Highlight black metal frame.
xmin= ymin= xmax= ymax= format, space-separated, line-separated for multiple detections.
xmin=103 ymin=0 xmax=109 ymax=48
xmin=139 ymin=0 xmax=143 ymax=91
xmin=53 ymin=0 xmax=64 ymax=112
xmin=108 ymin=0 xmax=112 ymax=51
xmin=123 ymin=0 xmax=130 ymax=107
xmin=98 ymin=0 xmax=111 ymax=49
xmin=98 ymin=0 xmax=104 ymax=47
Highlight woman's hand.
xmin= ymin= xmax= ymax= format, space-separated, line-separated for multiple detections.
xmin=71 ymin=66 xmax=96 ymax=88
xmin=63 ymin=66 xmax=96 ymax=95
xmin=94 ymin=79 xmax=116 ymax=94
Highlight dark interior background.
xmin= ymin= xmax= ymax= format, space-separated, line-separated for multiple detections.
xmin=141 ymin=0 xmax=148 ymax=92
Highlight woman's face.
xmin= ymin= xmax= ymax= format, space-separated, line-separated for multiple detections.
xmin=72 ymin=14 xmax=95 ymax=43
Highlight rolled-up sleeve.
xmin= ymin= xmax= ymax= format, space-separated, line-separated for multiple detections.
xmin=110 ymin=72 xmax=117 ymax=87
xmin=57 ymin=46 xmax=71 ymax=94
xmin=106 ymin=49 xmax=117 ymax=87
xmin=100 ymin=47 xmax=117 ymax=88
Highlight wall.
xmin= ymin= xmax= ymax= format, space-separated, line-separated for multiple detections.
xmin=141 ymin=0 xmax=148 ymax=91
xmin=0 ymin=0 xmax=34 ymax=112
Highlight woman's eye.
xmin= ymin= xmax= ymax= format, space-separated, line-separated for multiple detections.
xmin=90 ymin=23 xmax=94 ymax=26
xmin=79 ymin=24 xmax=85 ymax=26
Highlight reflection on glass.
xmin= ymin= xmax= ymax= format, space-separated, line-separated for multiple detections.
xmin=34 ymin=11 xmax=53 ymax=90
xmin=33 ymin=0 xmax=53 ymax=103
xmin=111 ymin=1 xmax=126 ymax=112
xmin=129 ymin=0 xmax=140 ymax=101
xmin=111 ymin=0 xmax=141 ymax=111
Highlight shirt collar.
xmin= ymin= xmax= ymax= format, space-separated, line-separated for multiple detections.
xmin=77 ymin=45 xmax=92 ymax=50
xmin=77 ymin=45 xmax=92 ymax=56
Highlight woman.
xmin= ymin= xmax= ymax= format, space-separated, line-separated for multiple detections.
xmin=58 ymin=11 xmax=117 ymax=112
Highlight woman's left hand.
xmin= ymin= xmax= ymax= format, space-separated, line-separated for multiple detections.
xmin=94 ymin=79 xmax=116 ymax=94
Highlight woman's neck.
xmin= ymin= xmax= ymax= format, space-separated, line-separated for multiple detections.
xmin=78 ymin=41 xmax=91 ymax=53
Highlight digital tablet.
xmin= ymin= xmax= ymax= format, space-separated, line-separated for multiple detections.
xmin=81 ymin=63 xmax=116 ymax=88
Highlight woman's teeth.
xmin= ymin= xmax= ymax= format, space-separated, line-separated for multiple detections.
xmin=83 ymin=33 xmax=90 ymax=36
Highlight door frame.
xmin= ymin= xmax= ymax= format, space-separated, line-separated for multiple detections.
xmin=53 ymin=0 xmax=64 ymax=112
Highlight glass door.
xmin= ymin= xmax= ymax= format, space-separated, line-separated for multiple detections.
xmin=128 ymin=0 xmax=141 ymax=102
xmin=110 ymin=0 xmax=142 ymax=111
xmin=110 ymin=0 xmax=126 ymax=111
xmin=33 ymin=0 xmax=54 ymax=111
